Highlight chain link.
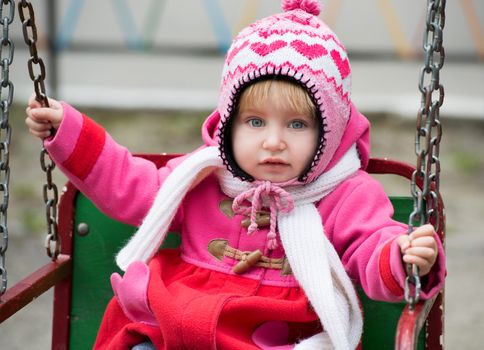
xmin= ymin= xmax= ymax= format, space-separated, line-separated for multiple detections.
xmin=406 ymin=0 xmax=446 ymax=308
xmin=0 ymin=0 xmax=15 ymax=296
xmin=18 ymin=0 xmax=60 ymax=260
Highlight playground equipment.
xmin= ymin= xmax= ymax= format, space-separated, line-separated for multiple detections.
xmin=0 ymin=1 xmax=447 ymax=349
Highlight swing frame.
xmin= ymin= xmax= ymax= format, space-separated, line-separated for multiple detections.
xmin=0 ymin=1 xmax=446 ymax=348
xmin=0 ymin=155 xmax=444 ymax=350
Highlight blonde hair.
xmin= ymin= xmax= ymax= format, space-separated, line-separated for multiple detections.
xmin=237 ymin=79 xmax=317 ymax=119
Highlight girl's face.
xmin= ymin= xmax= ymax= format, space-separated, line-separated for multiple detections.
xmin=231 ymin=85 xmax=319 ymax=183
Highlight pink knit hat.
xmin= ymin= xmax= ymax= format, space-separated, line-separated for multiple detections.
xmin=218 ymin=0 xmax=352 ymax=184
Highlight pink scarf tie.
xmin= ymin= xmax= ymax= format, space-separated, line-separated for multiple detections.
xmin=232 ymin=180 xmax=295 ymax=250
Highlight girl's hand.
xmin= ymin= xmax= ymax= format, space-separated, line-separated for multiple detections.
xmin=25 ymin=93 xmax=64 ymax=139
xmin=397 ymin=224 xmax=438 ymax=276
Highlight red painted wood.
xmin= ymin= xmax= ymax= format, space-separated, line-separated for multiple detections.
xmin=51 ymin=181 xmax=77 ymax=350
xmin=425 ymin=193 xmax=445 ymax=350
xmin=0 ymin=254 xmax=72 ymax=323
xmin=138 ymin=153 xmax=181 ymax=167
xmin=51 ymin=277 xmax=72 ymax=350
xmin=367 ymin=158 xmax=415 ymax=180
xmin=395 ymin=295 xmax=437 ymax=350
xmin=426 ymin=291 xmax=444 ymax=350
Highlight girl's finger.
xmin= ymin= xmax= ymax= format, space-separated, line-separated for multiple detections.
xmin=409 ymin=236 xmax=437 ymax=249
xmin=28 ymin=107 xmax=62 ymax=125
xmin=29 ymin=127 xmax=52 ymax=139
xmin=404 ymin=246 xmax=437 ymax=261
xmin=397 ymin=235 xmax=411 ymax=252
xmin=409 ymin=224 xmax=435 ymax=240
xmin=25 ymin=117 xmax=52 ymax=132
xmin=402 ymin=255 xmax=430 ymax=270
xmin=28 ymin=92 xmax=42 ymax=108
xmin=47 ymin=97 xmax=63 ymax=110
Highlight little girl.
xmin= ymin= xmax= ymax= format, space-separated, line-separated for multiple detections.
xmin=26 ymin=1 xmax=445 ymax=349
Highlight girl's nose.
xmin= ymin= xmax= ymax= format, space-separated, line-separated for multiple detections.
xmin=262 ymin=128 xmax=286 ymax=151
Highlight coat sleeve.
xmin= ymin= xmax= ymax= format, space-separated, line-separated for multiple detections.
xmin=320 ymin=172 xmax=446 ymax=302
xmin=44 ymin=102 xmax=187 ymax=227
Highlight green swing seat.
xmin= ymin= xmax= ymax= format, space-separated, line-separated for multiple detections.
xmin=46 ymin=154 xmax=443 ymax=349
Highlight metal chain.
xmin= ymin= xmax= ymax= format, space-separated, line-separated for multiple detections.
xmin=0 ymin=0 xmax=15 ymax=296
xmin=406 ymin=0 xmax=446 ymax=308
xmin=18 ymin=0 xmax=60 ymax=260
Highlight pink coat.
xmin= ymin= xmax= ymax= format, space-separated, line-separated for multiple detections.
xmin=44 ymin=102 xmax=445 ymax=349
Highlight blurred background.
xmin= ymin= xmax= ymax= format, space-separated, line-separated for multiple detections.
xmin=1 ymin=0 xmax=483 ymax=349
xmin=7 ymin=0 xmax=484 ymax=116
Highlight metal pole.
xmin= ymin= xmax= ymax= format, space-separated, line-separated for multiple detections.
xmin=46 ymin=0 xmax=58 ymax=98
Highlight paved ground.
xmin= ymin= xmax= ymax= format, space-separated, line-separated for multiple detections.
xmin=0 ymin=108 xmax=483 ymax=349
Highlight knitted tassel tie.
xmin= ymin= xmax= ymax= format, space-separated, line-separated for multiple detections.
xmin=232 ymin=181 xmax=295 ymax=250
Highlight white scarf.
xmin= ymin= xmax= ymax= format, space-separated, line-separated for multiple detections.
xmin=116 ymin=145 xmax=363 ymax=350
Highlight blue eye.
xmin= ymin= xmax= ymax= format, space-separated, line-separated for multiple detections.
xmin=289 ymin=120 xmax=306 ymax=129
xmin=248 ymin=118 xmax=264 ymax=127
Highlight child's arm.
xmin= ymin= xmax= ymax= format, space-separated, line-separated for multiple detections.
xmin=396 ymin=224 xmax=438 ymax=276
xmin=322 ymin=172 xmax=445 ymax=302
xmin=25 ymin=97 xmax=187 ymax=228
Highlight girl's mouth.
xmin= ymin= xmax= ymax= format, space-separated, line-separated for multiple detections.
xmin=260 ymin=158 xmax=289 ymax=170
xmin=261 ymin=158 xmax=289 ymax=167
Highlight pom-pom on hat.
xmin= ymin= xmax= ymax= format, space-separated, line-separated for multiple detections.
xmin=218 ymin=0 xmax=352 ymax=184
xmin=282 ymin=0 xmax=321 ymax=15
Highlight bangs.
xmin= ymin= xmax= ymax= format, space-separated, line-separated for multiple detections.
xmin=237 ymin=79 xmax=317 ymax=119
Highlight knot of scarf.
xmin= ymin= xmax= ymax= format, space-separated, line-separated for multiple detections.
xmin=232 ymin=180 xmax=295 ymax=250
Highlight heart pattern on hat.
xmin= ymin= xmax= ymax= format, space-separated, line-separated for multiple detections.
xmin=291 ymin=39 xmax=328 ymax=60
xmin=251 ymin=40 xmax=287 ymax=57
xmin=330 ymin=49 xmax=350 ymax=79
